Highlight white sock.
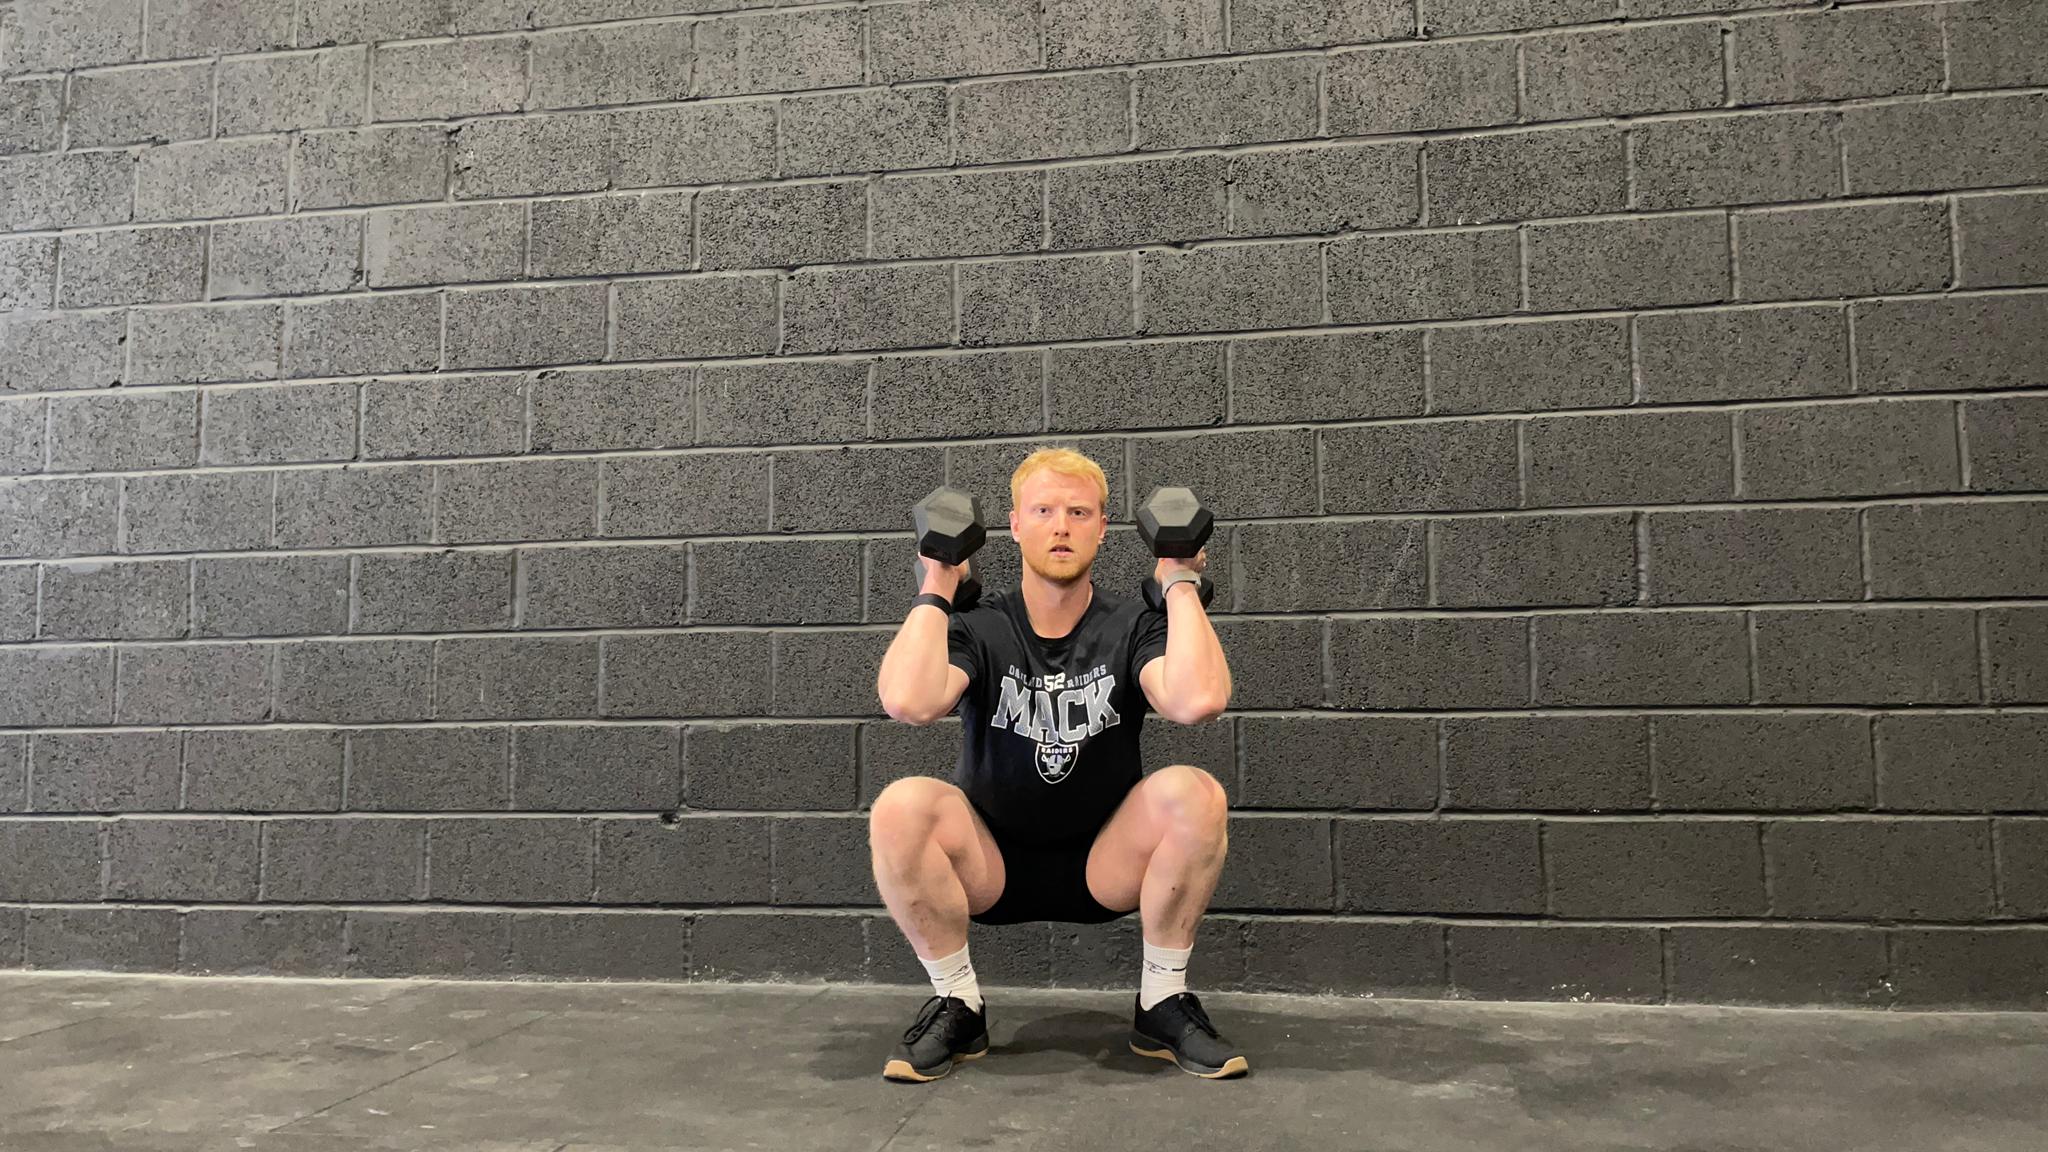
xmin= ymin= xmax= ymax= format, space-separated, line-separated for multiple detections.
xmin=1140 ymin=940 xmax=1193 ymax=1010
xmin=919 ymin=943 xmax=982 ymax=1013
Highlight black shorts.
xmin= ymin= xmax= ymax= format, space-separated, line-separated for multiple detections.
xmin=965 ymin=800 xmax=1129 ymax=927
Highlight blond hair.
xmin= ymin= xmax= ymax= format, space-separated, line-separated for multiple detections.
xmin=1009 ymin=447 xmax=1110 ymax=516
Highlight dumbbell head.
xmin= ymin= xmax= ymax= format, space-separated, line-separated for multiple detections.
xmin=1136 ymin=486 xmax=1213 ymax=559
xmin=913 ymin=485 xmax=986 ymax=565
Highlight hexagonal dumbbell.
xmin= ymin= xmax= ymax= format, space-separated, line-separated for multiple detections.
xmin=912 ymin=484 xmax=985 ymax=611
xmin=1136 ymin=485 xmax=1215 ymax=611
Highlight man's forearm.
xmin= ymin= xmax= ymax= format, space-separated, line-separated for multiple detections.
xmin=876 ymin=603 xmax=954 ymax=723
xmin=1158 ymin=583 xmax=1231 ymax=720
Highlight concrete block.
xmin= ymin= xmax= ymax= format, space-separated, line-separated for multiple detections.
xmin=1045 ymin=0 xmax=1220 ymax=67
xmin=120 ymin=472 xmax=272 ymax=554
xmin=346 ymin=727 xmax=508 ymax=810
xmin=284 ymin=293 xmax=440 ymax=379
xmin=1230 ymin=142 xmax=1419 ymax=237
xmin=1047 ymin=155 xmax=1228 ymax=249
xmin=0 ymin=646 xmax=111 ymax=729
xmin=770 ymin=445 xmax=945 ymax=534
xmin=0 ymin=821 xmax=102 ymax=900
xmin=1753 ymin=607 xmax=1978 ymax=705
xmin=1239 ymin=715 xmax=1434 ymax=809
xmin=1525 ymin=23 xmax=1722 ymax=119
xmin=435 ymin=458 xmax=599 ymax=544
xmin=508 ymin=910 xmax=691 ymax=980
xmin=1139 ymin=242 xmax=1321 ymax=335
xmin=1869 ymin=501 xmax=2048 ymax=599
xmin=145 ymin=0 xmax=293 ymax=56
xmin=1233 ymin=519 xmax=1426 ymax=611
xmin=1243 ymin=917 xmax=1442 ymax=997
xmin=1736 ymin=201 xmax=1949 ymax=302
xmin=957 ymin=73 xmax=1131 ymax=165
xmin=208 ymin=217 xmax=363 ymax=300
xmin=1653 ymin=713 xmax=1873 ymax=811
xmin=1958 ymin=191 xmax=2048 ymax=289
xmin=275 ymin=638 xmax=434 ymax=722
xmin=1210 ymin=815 xmax=1331 ymax=912
xmin=1328 ymin=228 xmax=1520 ymax=322
xmin=531 ymin=192 xmax=693 ymax=278
xmin=201 ymin=382 xmax=357 ymax=465
xmin=135 ymin=139 xmax=287 ymax=222
xmin=1768 ymin=819 xmax=1993 ymax=920
xmin=1889 ymin=929 xmax=2048 ymax=1010
xmin=697 ymin=180 xmax=865 ymax=270
xmin=2000 ymin=820 xmax=2048 ymax=917
xmin=1230 ymin=0 xmax=1410 ymax=51
xmin=66 ymin=61 xmax=211 ymax=148
xmin=183 ymin=729 xmax=345 ymax=812
xmin=434 ymin=636 xmax=598 ymax=720
xmin=532 ymin=367 xmax=693 ymax=451
xmin=869 ymin=352 xmax=1042 ymax=440
xmin=217 ymin=46 xmax=366 ymax=135
xmin=1547 ymin=818 xmax=1764 ymax=915
xmin=355 ymin=548 xmax=512 ymax=633
xmin=771 ymin=814 xmax=877 ymax=905
xmin=1330 ymin=617 xmax=1529 ymax=708
xmin=869 ymin=0 xmax=1040 ymax=84
xmin=1136 ymin=56 xmax=1318 ymax=149
xmin=373 ymin=35 xmax=526 ymax=120
xmin=182 ymin=909 xmax=346 ymax=977
xmin=426 ymin=817 xmax=591 ymax=902
xmin=1047 ymin=342 xmax=1225 ymax=432
xmin=345 ymin=910 xmax=509 ymax=978
xmin=594 ymin=816 xmax=771 ymax=903
xmin=296 ymin=0 xmax=526 ymax=42
xmin=25 ymin=908 xmax=180 ymax=973
xmin=698 ymin=360 xmax=871 ymax=446
xmin=521 ymin=543 xmax=689 ymax=628
xmin=858 ymin=719 xmax=958 ymax=806
xmin=1878 ymin=714 xmax=2048 ymax=812
xmin=687 ymin=722 xmax=858 ymax=810
xmin=1739 ymin=398 xmax=1957 ymax=500
xmin=1448 ymin=925 xmax=1661 ymax=1003
xmin=47 ymin=390 xmax=197 ymax=471
xmin=38 ymin=559 xmax=185 ymax=640
xmin=528 ymin=20 xmax=693 ymax=109
xmin=1327 ymin=41 xmax=1516 ymax=135
xmin=1946 ymin=0 xmax=2048 ymax=88
xmin=274 ymin=465 xmax=432 ymax=548
xmin=693 ymin=912 xmax=862 ymax=982
xmin=780 ymin=86 xmax=951 ymax=177
xmin=1338 ymin=818 xmax=1542 ymax=913
xmin=1535 ymin=611 xmax=1748 ymax=705
xmin=1427 ymin=0 xmax=1611 ymax=34
xmin=1435 ymin=513 xmax=1635 ymax=608
xmin=1987 ymin=606 xmax=2048 ymax=704
xmin=1843 ymin=92 xmax=2048 ymax=195
xmin=1643 ymin=507 xmax=1862 ymax=604
xmin=107 ymin=819 xmax=259 ymax=900
xmin=1232 ymin=331 xmax=1421 ymax=423
xmin=782 ymin=265 xmax=955 ymax=354
xmin=1431 ymin=317 xmax=1630 ymax=414
xmin=1668 ymin=925 xmax=1887 ymax=1006
xmin=361 ymin=373 xmax=526 ymax=460
xmin=9 ymin=0 xmax=143 ymax=71
xmin=27 ymin=730 xmax=170 ymax=809
xmin=1442 ymin=715 xmax=1648 ymax=811
xmin=1 ymin=312 xmax=124 ymax=394
xmin=1637 ymin=305 xmax=1847 ymax=403
xmin=1633 ymin=111 xmax=1841 ymax=210
xmin=0 ymin=153 xmax=132 ymax=231
xmin=696 ymin=8 xmax=861 ymax=97
xmin=1854 ymin=295 xmax=2048 ymax=394
xmin=600 ymin=453 xmax=769 ymax=538
xmin=1526 ymin=410 xmax=1734 ymax=507
xmin=446 ymin=284 xmax=608 ymax=370
xmin=56 ymin=225 xmax=204 ymax=308
xmin=769 ymin=629 xmax=892 ymax=718
xmin=1427 ymin=126 xmax=1625 ymax=226
xmin=689 ymin=538 xmax=863 ymax=624
xmin=113 ymin=642 xmax=272 ymax=724
xmin=452 ymin=113 xmax=609 ymax=198
xmin=1321 ymin=419 xmax=1519 ymax=513
xmin=1129 ymin=427 xmax=1316 ymax=520
xmin=873 ymin=170 xmax=1041 ymax=260
xmin=0 ymin=478 xmax=119 ymax=558
xmin=1526 ymin=213 xmax=1729 ymax=310
xmin=260 ymin=818 xmax=418 ymax=897
xmin=295 ymin=126 xmax=448 ymax=209
xmin=600 ymin=632 xmax=773 ymax=719
xmin=0 ymin=565 xmax=33 ymax=639
xmin=610 ymin=102 xmax=777 ymax=187
xmin=614 ymin=276 xmax=778 ymax=360
xmin=368 ymin=203 xmax=525 ymax=288
xmin=1732 ymin=7 xmax=1942 ymax=105
xmin=131 ymin=304 xmax=282 ymax=386
xmin=959 ymin=255 xmax=1133 ymax=347
xmin=0 ymin=238 xmax=54 ymax=311
xmin=514 ymin=725 xmax=678 ymax=811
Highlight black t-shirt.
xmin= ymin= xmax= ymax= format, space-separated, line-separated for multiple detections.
xmin=946 ymin=581 xmax=1170 ymax=848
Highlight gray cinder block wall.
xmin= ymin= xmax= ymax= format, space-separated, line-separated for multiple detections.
xmin=0 ymin=0 xmax=2044 ymax=1009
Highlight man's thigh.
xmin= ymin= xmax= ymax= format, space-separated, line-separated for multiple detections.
xmin=924 ymin=780 xmax=1009 ymax=917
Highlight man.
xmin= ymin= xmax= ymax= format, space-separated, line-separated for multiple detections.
xmin=870 ymin=447 xmax=1245 ymax=1082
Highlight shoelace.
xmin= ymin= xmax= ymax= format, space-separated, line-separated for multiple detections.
xmin=902 ymin=995 xmax=966 ymax=1045
xmin=1169 ymin=993 xmax=1221 ymax=1040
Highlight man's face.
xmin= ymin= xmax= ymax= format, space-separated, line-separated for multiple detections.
xmin=1011 ymin=471 xmax=1107 ymax=587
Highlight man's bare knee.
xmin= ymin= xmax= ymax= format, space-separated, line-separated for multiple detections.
xmin=870 ymin=777 xmax=953 ymax=863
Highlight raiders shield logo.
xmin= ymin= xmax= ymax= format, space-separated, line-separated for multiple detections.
xmin=1035 ymin=740 xmax=1078 ymax=782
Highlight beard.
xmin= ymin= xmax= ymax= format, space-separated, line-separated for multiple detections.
xmin=1022 ymin=546 xmax=1090 ymax=586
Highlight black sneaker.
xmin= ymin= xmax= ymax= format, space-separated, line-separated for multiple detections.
xmin=1130 ymin=992 xmax=1249 ymax=1079
xmin=883 ymin=995 xmax=989 ymax=1083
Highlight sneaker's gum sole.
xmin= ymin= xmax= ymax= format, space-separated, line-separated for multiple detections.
xmin=1130 ymin=1041 xmax=1250 ymax=1080
xmin=883 ymin=1048 xmax=985 ymax=1083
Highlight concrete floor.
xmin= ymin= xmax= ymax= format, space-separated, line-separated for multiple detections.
xmin=1 ymin=974 xmax=2045 ymax=1152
